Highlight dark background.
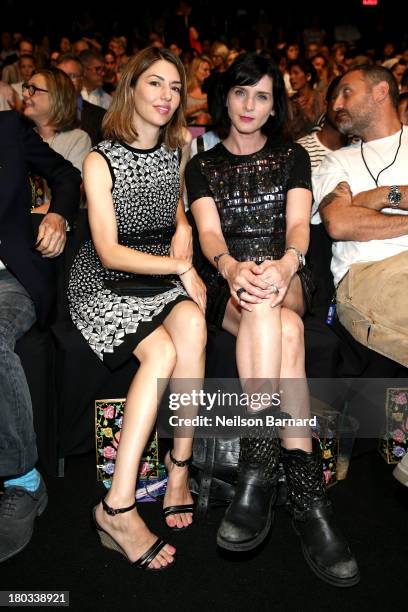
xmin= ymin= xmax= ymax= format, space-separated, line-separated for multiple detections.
xmin=1 ymin=0 xmax=406 ymax=54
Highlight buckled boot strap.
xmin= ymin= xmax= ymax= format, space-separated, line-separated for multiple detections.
xmin=195 ymin=437 xmax=216 ymax=521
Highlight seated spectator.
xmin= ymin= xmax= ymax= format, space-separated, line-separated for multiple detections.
xmin=149 ymin=33 xmax=165 ymax=49
xmin=289 ymin=59 xmax=326 ymax=124
xmin=315 ymin=64 xmax=408 ymax=368
xmin=102 ymin=50 xmax=118 ymax=95
xmin=297 ymin=76 xmax=348 ymax=316
xmin=168 ymin=42 xmax=182 ymax=58
xmin=0 ymin=31 xmax=16 ymax=74
xmin=287 ymin=58 xmax=326 ymax=137
xmin=186 ymin=55 xmax=211 ymax=125
xmin=186 ymin=52 xmax=359 ymax=587
xmin=306 ymin=42 xmax=320 ymax=59
xmin=0 ymin=109 xmax=81 ymax=564
xmin=72 ymin=39 xmax=89 ymax=56
xmin=210 ymin=41 xmax=229 ymax=74
xmin=226 ymin=48 xmax=240 ymax=68
xmin=56 ymin=53 xmax=106 ymax=146
xmin=22 ymin=67 xmax=91 ymax=213
xmin=330 ymin=42 xmax=348 ymax=77
xmin=108 ymin=36 xmax=129 ymax=70
xmin=49 ymin=50 xmax=60 ymax=67
xmin=189 ymin=26 xmax=202 ymax=55
xmin=297 ymin=76 xmax=347 ymax=222
xmin=391 ymin=59 xmax=408 ymax=91
xmin=311 ymin=53 xmax=331 ymax=95
xmin=59 ymin=36 xmax=71 ymax=55
xmin=79 ymin=49 xmax=112 ymax=110
xmin=202 ymin=42 xmax=229 ymax=119
xmin=1 ymin=39 xmax=34 ymax=84
xmin=11 ymin=54 xmax=36 ymax=109
xmin=285 ymin=41 xmax=301 ymax=62
xmin=0 ymin=80 xmax=18 ymax=110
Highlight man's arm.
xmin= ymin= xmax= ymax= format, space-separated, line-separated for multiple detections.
xmin=20 ymin=115 xmax=81 ymax=225
xmin=18 ymin=115 xmax=81 ymax=257
xmin=319 ymin=182 xmax=408 ymax=241
xmin=352 ymin=186 xmax=408 ymax=211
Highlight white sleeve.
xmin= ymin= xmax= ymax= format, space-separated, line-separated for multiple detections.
xmin=312 ymin=152 xmax=350 ymax=209
xmin=190 ymin=137 xmax=198 ymax=159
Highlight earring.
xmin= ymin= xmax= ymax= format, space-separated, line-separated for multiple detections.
xmin=270 ymin=110 xmax=275 ymax=116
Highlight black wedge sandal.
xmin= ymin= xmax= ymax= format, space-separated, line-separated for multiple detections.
xmin=92 ymin=498 xmax=175 ymax=571
xmin=163 ymin=450 xmax=194 ymax=531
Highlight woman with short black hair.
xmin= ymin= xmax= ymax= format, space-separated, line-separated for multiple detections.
xmin=186 ymin=52 xmax=359 ymax=587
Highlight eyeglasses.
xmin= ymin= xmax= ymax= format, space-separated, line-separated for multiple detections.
xmin=22 ymin=82 xmax=49 ymax=96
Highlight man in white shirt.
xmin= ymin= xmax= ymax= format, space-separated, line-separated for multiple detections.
xmin=79 ymin=49 xmax=112 ymax=110
xmin=314 ymin=64 xmax=408 ymax=367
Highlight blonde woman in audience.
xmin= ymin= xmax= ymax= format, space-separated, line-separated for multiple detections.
xmin=186 ymin=55 xmax=211 ymax=124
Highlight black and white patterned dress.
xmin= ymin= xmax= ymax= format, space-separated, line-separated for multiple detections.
xmin=68 ymin=140 xmax=190 ymax=369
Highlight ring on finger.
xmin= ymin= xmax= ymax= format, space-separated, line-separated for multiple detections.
xmin=270 ymin=283 xmax=279 ymax=294
xmin=236 ymin=287 xmax=245 ymax=300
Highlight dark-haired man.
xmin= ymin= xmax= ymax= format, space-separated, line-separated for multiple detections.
xmin=0 ymin=111 xmax=81 ymax=562
xmin=315 ymin=65 xmax=408 ymax=366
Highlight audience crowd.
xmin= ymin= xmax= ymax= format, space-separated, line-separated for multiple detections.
xmin=1 ymin=1 xmax=408 ymax=582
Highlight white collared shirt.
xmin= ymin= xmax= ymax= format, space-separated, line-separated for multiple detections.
xmin=81 ymin=87 xmax=112 ymax=110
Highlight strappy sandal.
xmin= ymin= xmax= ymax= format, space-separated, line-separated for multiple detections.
xmin=92 ymin=498 xmax=175 ymax=570
xmin=163 ymin=450 xmax=194 ymax=531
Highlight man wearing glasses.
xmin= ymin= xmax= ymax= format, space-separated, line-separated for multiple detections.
xmin=79 ymin=49 xmax=112 ymax=110
xmin=56 ymin=54 xmax=106 ymax=146
xmin=0 ymin=110 xmax=81 ymax=563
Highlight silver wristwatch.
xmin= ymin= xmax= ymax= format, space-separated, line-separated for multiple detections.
xmin=387 ymin=185 xmax=402 ymax=208
xmin=285 ymin=246 xmax=305 ymax=270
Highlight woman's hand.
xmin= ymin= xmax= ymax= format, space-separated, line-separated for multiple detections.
xmin=170 ymin=223 xmax=193 ymax=262
xmin=221 ymin=259 xmax=271 ymax=312
xmin=255 ymin=258 xmax=295 ymax=307
xmin=178 ymin=266 xmax=206 ymax=314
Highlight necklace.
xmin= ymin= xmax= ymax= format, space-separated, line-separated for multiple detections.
xmin=360 ymin=125 xmax=403 ymax=187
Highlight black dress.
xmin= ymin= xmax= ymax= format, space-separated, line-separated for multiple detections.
xmin=185 ymin=137 xmax=314 ymax=327
xmin=68 ymin=140 xmax=191 ymax=370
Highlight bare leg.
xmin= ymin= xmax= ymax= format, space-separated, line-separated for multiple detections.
xmin=223 ymin=275 xmax=311 ymax=451
xmin=95 ymin=326 xmax=177 ymax=569
xmin=162 ymin=301 xmax=207 ymax=528
xmin=224 ymin=298 xmax=282 ymax=406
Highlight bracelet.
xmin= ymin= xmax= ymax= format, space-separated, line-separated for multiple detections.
xmin=179 ymin=263 xmax=194 ymax=276
xmin=214 ymin=251 xmax=230 ymax=270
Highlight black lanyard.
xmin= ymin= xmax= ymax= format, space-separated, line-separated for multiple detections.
xmin=360 ymin=125 xmax=403 ymax=187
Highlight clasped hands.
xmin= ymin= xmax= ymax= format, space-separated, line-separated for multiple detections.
xmin=226 ymin=259 xmax=293 ymax=312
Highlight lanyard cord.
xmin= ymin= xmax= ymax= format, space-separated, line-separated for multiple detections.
xmin=360 ymin=125 xmax=403 ymax=187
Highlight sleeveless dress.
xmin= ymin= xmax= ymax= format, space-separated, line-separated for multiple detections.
xmin=185 ymin=137 xmax=314 ymax=327
xmin=68 ymin=140 xmax=190 ymax=369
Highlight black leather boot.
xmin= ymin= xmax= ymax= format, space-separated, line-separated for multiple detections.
xmin=217 ymin=430 xmax=281 ymax=552
xmin=282 ymin=443 xmax=360 ymax=587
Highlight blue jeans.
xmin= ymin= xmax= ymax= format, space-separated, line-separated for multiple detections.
xmin=0 ymin=269 xmax=37 ymax=477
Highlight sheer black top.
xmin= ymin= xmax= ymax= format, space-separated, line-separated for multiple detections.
xmin=186 ymin=137 xmax=311 ymax=263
